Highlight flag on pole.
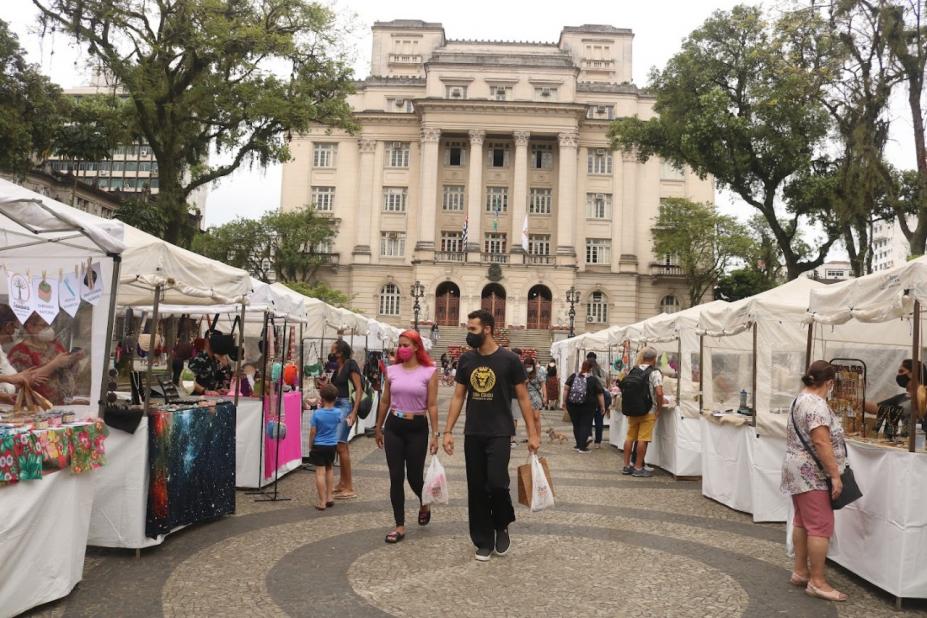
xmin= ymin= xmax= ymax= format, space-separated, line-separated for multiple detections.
xmin=521 ymin=214 xmax=529 ymax=252
xmin=461 ymin=216 xmax=469 ymax=248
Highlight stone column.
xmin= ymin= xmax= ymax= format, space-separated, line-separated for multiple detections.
xmin=556 ymin=131 xmax=579 ymax=257
xmin=368 ymin=140 xmax=386 ymax=262
xmin=620 ymin=150 xmax=639 ymax=271
xmin=415 ymin=127 xmax=441 ymax=254
xmin=353 ymin=137 xmax=377 ymax=260
xmin=511 ymin=131 xmax=530 ymax=258
xmin=466 ymin=129 xmax=485 ymax=254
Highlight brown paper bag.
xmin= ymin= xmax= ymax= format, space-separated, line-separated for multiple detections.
xmin=517 ymin=456 xmax=554 ymax=507
xmin=562 ymin=409 xmax=571 ymax=423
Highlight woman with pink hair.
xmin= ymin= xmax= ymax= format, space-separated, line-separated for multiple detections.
xmin=374 ymin=330 xmax=439 ymax=543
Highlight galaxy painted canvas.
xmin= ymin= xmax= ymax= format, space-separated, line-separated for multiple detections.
xmin=146 ymin=402 xmax=236 ymax=538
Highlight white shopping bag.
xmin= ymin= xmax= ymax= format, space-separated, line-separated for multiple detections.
xmin=422 ymin=456 xmax=449 ymax=506
xmin=530 ymin=454 xmax=555 ymax=512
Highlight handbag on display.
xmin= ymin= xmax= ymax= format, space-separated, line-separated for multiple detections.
xmin=790 ymin=403 xmax=863 ymax=510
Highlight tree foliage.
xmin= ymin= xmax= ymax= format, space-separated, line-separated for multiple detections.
xmin=53 ymin=94 xmax=135 ymax=165
xmin=610 ymin=5 xmax=838 ymax=279
xmin=283 ymin=281 xmax=351 ymax=308
xmin=0 ymin=18 xmax=64 ymax=175
xmin=192 ymin=207 xmax=338 ymax=285
xmin=652 ymin=198 xmax=754 ymax=307
xmin=113 ymin=196 xmax=169 ymax=237
xmin=33 ymin=0 xmax=356 ymax=246
xmin=715 ymin=268 xmax=775 ymax=302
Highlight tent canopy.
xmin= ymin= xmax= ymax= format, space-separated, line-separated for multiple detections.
xmin=642 ymin=301 xmax=728 ymax=343
xmin=698 ymin=277 xmax=823 ymax=336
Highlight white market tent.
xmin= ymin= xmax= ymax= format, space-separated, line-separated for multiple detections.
xmin=0 ymin=180 xmax=126 ymax=618
xmin=697 ymin=277 xmax=823 ymax=523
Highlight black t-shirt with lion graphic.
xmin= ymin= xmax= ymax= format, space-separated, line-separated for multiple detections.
xmin=456 ymin=347 xmax=527 ymax=436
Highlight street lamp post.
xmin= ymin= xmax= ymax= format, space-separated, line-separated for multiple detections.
xmin=411 ymin=280 xmax=425 ymax=333
xmin=566 ymin=286 xmax=581 ymax=338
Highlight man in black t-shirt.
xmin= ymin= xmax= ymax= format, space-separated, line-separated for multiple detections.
xmin=443 ymin=310 xmax=540 ymax=562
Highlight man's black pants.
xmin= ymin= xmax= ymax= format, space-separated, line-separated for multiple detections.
xmin=464 ymin=434 xmax=515 ymax=550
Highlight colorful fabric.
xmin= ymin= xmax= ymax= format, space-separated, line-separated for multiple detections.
xmin=146 ymin=402 xmax=236 ymax=538
xmin=69 ymin=420 xmax=108 ymax=474
xmin=0 ymin=420 xmax=108 ymax=485
xmin=38 ymin=428 xmax=71 ymax=470
xmin=0 ymin=434 xmax=19 ymax=483
xmin=780 ymin=392 xmax=847 ymax=495
xmin=16 ymin=432 xmax=43 ymax=480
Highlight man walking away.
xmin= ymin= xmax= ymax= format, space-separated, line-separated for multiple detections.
xmin=443 ymin=311 xmax=540 ymax=562
xmin=619 ymin=347 xmax=663 ymax=477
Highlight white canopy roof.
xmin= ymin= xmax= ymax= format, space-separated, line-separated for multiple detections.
xmin=0 ymin=178 xmax=125 ymax=257
xmin=641 ymin=301 xmax=728 ymax=343
xmin=698 ymin=277 xmax=824 ymax=336
xmin=807 ymin=256 xmax=927 ymax=324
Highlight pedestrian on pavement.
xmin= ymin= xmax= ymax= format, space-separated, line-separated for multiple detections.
xmin=585 ymin=352 xmax=609 ymax=448
xmin=619 ymin=347 xmax=663 ymax=476
xmin=308 ymin=384 xmax=341 ymax=510
xmin=545 ymin=361 xmax=559 ymax=409
xmin=780 ymin=360 xmax=848 ymax=602
xmin=523 ymin=356 xmax=545 ymax=435
xmin=443 ymin=310 xmax=540 ymax=561
xmin=329 ymin=339 xmax=362 ymax=499
xmin=440 ymin=352 xmax=450 ymax=370
xmin=374 ymin=329 xmax=439 ymax=543
xmin=431 ymin=323 xmax=440 ymax=342
xmin=564 ymin=360 xmax=606 ymax=453
xmin=509 ymin=348 xmax=524 ymax=443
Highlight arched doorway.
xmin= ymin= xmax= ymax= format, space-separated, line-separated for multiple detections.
xmin=435 ymin=281 xmax=460 ymax=326
xmin=526 ymin=284 xmax=552 ymax=329
xmin=481 ymin=283 xmax=506 ymax=327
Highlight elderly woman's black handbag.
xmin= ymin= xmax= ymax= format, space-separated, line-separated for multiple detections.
xmin=791 ymin=407 xmax=863 ymax=510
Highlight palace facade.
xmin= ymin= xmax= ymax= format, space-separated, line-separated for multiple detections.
xmin=280 ymin=20 xmax=714 ymax=332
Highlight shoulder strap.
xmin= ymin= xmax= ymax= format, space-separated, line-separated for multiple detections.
xmin=790 ymin=399 xmax=826 ymax=473
xmin=210 ymin=313 xmax=221 ymax=332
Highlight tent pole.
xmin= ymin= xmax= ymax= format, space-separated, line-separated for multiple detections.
xmin=143 ymin=283 xmax=162 ymax=415
xmin=805 ymin=322 xmax=813 ymax=369
xmin=98 ymin=255 xmax=122 ymax=416
xmin=698 ymin=335 xmax=704 ymax=413
xmin=299 ymin=322 xmax=305 ymax=390
xmin=751 ymin=323 xmax=758 ymax=428
xmin=910 ymin=301 xmax=920 ymax=453
xmin=246 ymin=311 xmax=271 ymax=494
xmin=233 ymin=302 xmax=246 ymax=407
xmin=676 ymin=337 xmax=682 ymax=402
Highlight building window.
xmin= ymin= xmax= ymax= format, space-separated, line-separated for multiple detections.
xmin=529 ymin=188 xmax=552 ymax=215
xmin=661 ymin=161 xmax=685 ymax=180
xmin=110 ymin=178 xmax=124 ymax=190
xmin=534 ymin=86 xmax=558 ymax=100
xmin=310 ymin=186 xmax=335 ymax=212
xmin=444 ymin=142 xmax=467 ymax=167
xmin=660 ymin=295 xmax=680 ymax=314
xmin=587 ymin=291 xmax=608 ymax=324
xmin=488 ymin=143 xmax=509 ymax=168
xmin=586 ymin=193 xmax=612 ymax=219
xmin=311 ymin=239 xmax=333 ymax=254
xmin=139 ymin=144 xmax=152 ymax=157
xmin=489 ymin=85 xmax=511 ymax=101
xmin=446 ymin=85 xmax=467 ymax=99
xmin=443 ymin=185 xmax=465 ymax=211
xmin=585 ymin=239 xmax=611 ymax=264
xmin=313 ymin=143 xmax=337 ymax=168
xmin=531 ymin=144 xmax=553 ymax=169
xmin=382 ymin=187 xmax=408 ymax=213
xmin=587 ymin=149 xmax=613 ymax=175
xmin=586 ymin=105 xmax=615 ymax=119
xmin=440 ymin=231 xmax=464 ymax=253
xmin=486 ymin=186 xmax=509 ymax=213
xmin=386 ymin=142 xmax=410 ymax=168
xmin=125 ymin=161 xmax=139 ymax=173
xmin=380 ymin=232 xmax=406 ymax=257
xmin=528 ymin=234 xmax=550 ymax=256
xmin=484 ymin=233 xmax=507 ymax=255
xmin=379 ymin=283 xmax=401 ymax=316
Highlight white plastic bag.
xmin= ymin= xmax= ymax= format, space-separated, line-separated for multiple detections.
xmin=530 ymin=454 xmax=555 ymax=512
xmin=422 ymin=456 xmax=449 ymax=506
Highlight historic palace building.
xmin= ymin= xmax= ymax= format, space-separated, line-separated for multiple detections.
xmin=280 ymin=20 xmax=714 ymax=332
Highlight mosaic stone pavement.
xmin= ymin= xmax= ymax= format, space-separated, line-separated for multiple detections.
xmin=26 ymin=391 xmax=927 ymax=617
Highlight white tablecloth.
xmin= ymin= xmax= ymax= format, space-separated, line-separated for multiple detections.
xmin=827 ymin=441 xmax=927 ymax=599
xmin=0 ymin=470 xmax=94 ymax=617
xmin=699 ymin=417 xmax=789 ymax=522
xmin=88 ymin=417 xmax=170 ymax=549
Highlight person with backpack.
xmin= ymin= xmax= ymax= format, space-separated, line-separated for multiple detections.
xmin=586 ymin=352 xmax=610 ymax=448
xmin=619 ymin=347 xmax=664 ymax=476
xmin=564 ymin=360 xmax=607 ymax=453
xmin=374 ymin=330 xmax=439 ymax=544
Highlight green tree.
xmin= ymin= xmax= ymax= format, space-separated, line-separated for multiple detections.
xmin=193 ymin=207 xmax=338 ymax=284
xmin=34 ymin=0 xmax=356 ymax=246
xmin=652 ymin=198 xmax=754 ymax=307
xmin=0 ymin=18 xmax=63 ymax=175
xmin=52 ymin=94 xmax=134 ymax=167
xmin=610 ymin=5 xmax=838 ymax=279
xmin=113 ymin=196 xmax=168 ymax=237
xmin=715 ymin=268 xmax=775 ymax=302
xmin=284 ymin=281 xmax=351 ymax=308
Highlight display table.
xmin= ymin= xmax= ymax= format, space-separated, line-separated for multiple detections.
xmin=827 ymin=440 xmax=927 ymax=599
xmin=89 ymin=401 xmax=236 ymax=549
xmin=236 ymin=392 xmax=303 ymax=489
xmin=0 ymin=468 xmax=94 ymax=618
xmin=699 ymin=415 xmax=788 ymax=522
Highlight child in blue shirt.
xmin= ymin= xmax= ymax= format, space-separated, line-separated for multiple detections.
xmin=309 ymin=384 xmax=342 ymax=510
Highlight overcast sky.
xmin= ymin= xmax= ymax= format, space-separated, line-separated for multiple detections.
xmin=3 ymin=0 xmax=918 ymax=257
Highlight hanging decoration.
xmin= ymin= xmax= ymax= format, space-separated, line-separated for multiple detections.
xmin=31 ymin=273 xmax=60 ymax=325
xmin=7 ymin=271 xmax=34 ymax=323
xmin=58 ymin=271 xmax=81 ymax=317
xmin=80 ymin=261 xmax=103 ymax=305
